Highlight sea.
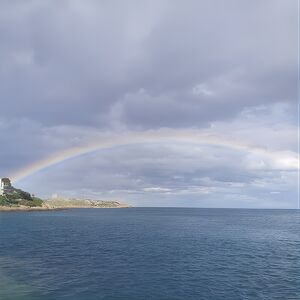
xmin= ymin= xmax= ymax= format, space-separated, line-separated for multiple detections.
xmin=0 ymin=208 xmax=299 ymax=300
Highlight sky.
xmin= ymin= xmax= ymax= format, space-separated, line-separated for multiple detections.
xmin=0 ymin=0 xmax=298 ymax=208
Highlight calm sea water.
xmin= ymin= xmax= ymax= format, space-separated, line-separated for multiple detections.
xmin=0 ymin=208 xmax=299 ymax=300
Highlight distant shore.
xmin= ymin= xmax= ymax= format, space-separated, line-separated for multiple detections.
xmin=0 ymin=205 xmax=63 ymax=212
xmin=0 ymin=199 xmax=131 ymax=212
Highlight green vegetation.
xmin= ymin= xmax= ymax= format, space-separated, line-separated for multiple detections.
xmin=5 ymin=189 xmax=32 ymax=201
xmin=29 ymin=197 xmax=43 ymax=207
xmin=0 ymin=195 xmax=9 ymax=206
xmin=0 ymin=190 xmax=43 ymax=207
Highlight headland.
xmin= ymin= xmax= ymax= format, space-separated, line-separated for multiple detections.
xmin=0 ymin=178 xmax=130 ymax=211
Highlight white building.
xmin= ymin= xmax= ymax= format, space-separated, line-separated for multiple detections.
xmin=0 ymin=178 xmax=12 ymax=195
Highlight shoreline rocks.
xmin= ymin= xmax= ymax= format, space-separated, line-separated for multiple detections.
xmin=0 ymin=198 xmax=131 ymax=212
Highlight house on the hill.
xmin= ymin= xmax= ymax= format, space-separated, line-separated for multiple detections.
xmin=0 ymin=178 xmax=13 ymax=195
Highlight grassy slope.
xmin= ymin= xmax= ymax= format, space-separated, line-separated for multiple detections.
xmin=0 ymin=192 xmax=43 ymax=207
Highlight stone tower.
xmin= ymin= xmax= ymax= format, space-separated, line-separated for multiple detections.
xmin=0 ymin=178 xmax=12 ymax=195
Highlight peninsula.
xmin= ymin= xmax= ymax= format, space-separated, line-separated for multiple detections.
xmin=0 ymin=178 xmax=129 ymax=211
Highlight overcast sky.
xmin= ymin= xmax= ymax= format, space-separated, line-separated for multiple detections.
xmin=0 ymin=0 xmax=298 ymax=208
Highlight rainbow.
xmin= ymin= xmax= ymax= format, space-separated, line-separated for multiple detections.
xmin=9 ymin=130 xmax=299 ymax=183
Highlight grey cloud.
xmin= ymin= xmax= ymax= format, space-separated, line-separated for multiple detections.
xmin=0 ymin=1 xmax=298 ymax=208
xmin=17 ymin=140 xmax=297 ymax=208
xmin=0 ymin=0 xmax=297 ymax=128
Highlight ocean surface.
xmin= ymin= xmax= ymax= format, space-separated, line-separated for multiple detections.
xmin=0 ymin=208 xmax=299 ymax=300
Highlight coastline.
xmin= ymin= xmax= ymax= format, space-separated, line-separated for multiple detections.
xmin=0 ymin=203 xmax=131 ymax=212
xmin=0 ymin=206 xmax=130 ymax=212
xmin=0 ymin=197 xmax=130 ymax=212
xmin=0 ymin=206 xmax=64 ymax=212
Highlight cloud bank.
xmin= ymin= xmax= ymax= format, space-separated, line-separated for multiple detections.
xmin=0 ymin=0 xmax=298 ymax=208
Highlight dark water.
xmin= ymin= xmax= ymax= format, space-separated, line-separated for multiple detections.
xmin=0 ymin=208 xmax=299 ymax=300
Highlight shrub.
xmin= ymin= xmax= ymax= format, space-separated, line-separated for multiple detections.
xmin=31 ymin=197 xmax=43 ymax=207
xmin=0 ymin=195 xmax=9 ymax=206
xmin=1 ymin=189 xmax=44 ymax=207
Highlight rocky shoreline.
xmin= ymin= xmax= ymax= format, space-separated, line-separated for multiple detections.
xmin=0 ymin=199 xmax=130 ymax=212
xmin=0 ymin=205 xmax=62 ymax=212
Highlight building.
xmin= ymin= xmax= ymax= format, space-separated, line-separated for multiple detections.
xmin=0 ymin=178 xmax=13 ymax=195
